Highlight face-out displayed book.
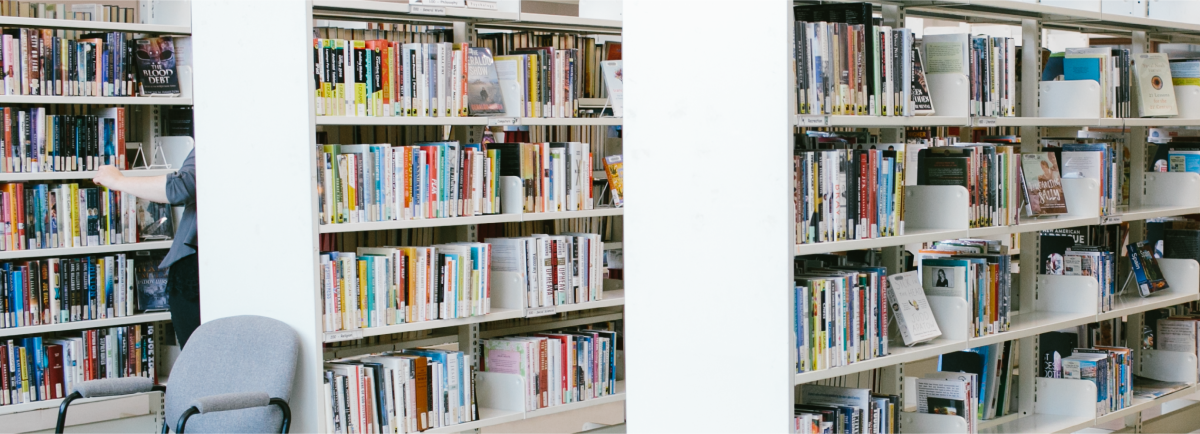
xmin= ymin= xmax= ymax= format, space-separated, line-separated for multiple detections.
xmin=916 ymin=372 xmax=978 ymax=433
xmin=466 ymin=47 xmax=505 ymax=116
xmin=1133 ymin=53 xmax=1179 ymax=117
xmin=1019 ymin=152 xmax=1068 ymax=216
xmin=1127 ymin=240 xmax=1169 ymax=297
xmin=885 ymin=270 xmax=941 ymax=346
xmin=134 ymin=36 xmax=181 ymax=96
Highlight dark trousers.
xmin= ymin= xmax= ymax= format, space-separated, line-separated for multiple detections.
xmin=166 ymin=253 xmax=201 ymax=348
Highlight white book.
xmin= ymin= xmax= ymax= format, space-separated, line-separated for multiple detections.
xmin=600 ymin=61 xmax=623 ymax=117
xmin=919 ymin=373 xmax=977 ymax=434
xmin=495 ymin=57 xmax=524 ymax=117
xmin=886 ymin=271 xmax=942 ymax=346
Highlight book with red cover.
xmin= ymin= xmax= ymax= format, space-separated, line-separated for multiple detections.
xmin=45 ymin=344 xmax=63 ymax=399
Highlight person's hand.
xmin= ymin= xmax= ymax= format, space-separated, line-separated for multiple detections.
xmin=92 ymin=165 xmax=124 ymax=189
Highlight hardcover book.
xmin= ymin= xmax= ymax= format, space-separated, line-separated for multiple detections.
xmin=1020 ymin=152 xmax=1068 ymax=216
xmin=466 ymin=47 xmax=505 ymax=116
xmin=133 ymin=36 xmax=180 ymax=96
xmin=136 ymin=198 xmax=174 ymax=241
xmin=1133 ymin=53 xmax=1179 ymax=117
xmin=134 ymin=252 xmax=168 ymax=311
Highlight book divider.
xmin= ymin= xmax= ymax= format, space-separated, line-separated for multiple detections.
xmin=926 ymin=73 xmax=970 ymax=118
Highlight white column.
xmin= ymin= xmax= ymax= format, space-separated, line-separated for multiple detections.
xmin=624 ymin=0 xmax=795 ymax=431
xmin=192 ymin=0 xmax=322 ymax=432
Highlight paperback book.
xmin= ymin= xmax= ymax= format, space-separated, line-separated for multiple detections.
xmin=1020 ymin=152 xmax=1068 ymax=216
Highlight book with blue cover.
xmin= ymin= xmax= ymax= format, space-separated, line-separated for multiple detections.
xmin=1168 ymin=149 xmax=1200 ymax=174
xmin=1064 ymin=57 xmax=1102 ymax=84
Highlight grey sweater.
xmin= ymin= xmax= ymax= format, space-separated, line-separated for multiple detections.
xmin=160 ymin=149 xmax=197 ymax=269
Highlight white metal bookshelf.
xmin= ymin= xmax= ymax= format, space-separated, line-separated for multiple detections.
xmin=197 ymin=1 xmax=625 ymax=433
xmin=0 ymin=311 xmax=171 ymax=339
xmin=0 ymin=240 xmax=172 ymax=260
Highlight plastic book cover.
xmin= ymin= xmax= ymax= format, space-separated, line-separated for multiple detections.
xmin=466 ymin=47 xmax=506 ymax=116
xmin=134 ymin=252 xmax=168 ymax=311
xmin=133 ymin=36 xmax=180 ymax=96
xmin=1128 ymin=240 xmax=1169 ymax=297
xmin=1020 ymin=152 xmax=1068 ymax=216
xmin=136 ymin=198 xmax=174 ymax=241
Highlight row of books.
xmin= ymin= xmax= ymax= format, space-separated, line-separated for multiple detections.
xmin=914 ymin=143 xmax=1020 ymax=228
xmin=1044 ymin=48 xmax=1139 ymax=118
xmin=0 ymin=29 xmax=179 ymax=97
xmin=474 ymin=32 xmax=618 ymax=102
xmin=923 ymin=33 xmax=1017 ymax=117
xmin=0 ymin=2 xmax=135 ymax=23
xmin=0 ymin=107 xmax=129 ymax=173
xmin=794 ymin=141 xmax=906 ymax=244
xmin=918 ymin=240 xmax=1013 ymax=338
xmin=0 ymin=182 xmax=144 ymax=252
xmin=938 ymin=341 xmax=1016 ymax=421
xmin=323 ymin=349 xmax=475 ymax=434
xmin=480 ymin=329 xmax=619 ymax=412
xmin=1 ymin=324 xmax=156 ymax=407
xmin=795 ymin=264 xmax=889 ymax=373
xmin=316 ymin=141 xmax=596 ymax=225
xmin=0 ymin=253 xmax=167 ymax=329
xmin=792 ymin=3 xmax=929 ymax=117
xmin=320 ymin=243 xmax=492 ymax=333
xmin=488 ymin=233 xmax=604 ymax=310
xmin=794 ymin=384 xmax=900 ymax=434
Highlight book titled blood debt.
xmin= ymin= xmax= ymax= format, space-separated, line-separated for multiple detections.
xmin=134 ymin=36 xmax=180 ymax=96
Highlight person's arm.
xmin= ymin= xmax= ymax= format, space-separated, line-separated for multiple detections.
xmin=92 ymin=167 xmax=169 ymax=203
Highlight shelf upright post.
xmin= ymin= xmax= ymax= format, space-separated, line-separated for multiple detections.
xmin=1126 ymin=30 xmax=1152 ymax=434
xmin=878 ymin=4 xmax=908 ymax=412
xmin=1017 ymin=16 xmax=1043 ymax=421
xmin=624 ymin=1 xmax=795 ymax=430
xmin=192 ymin=1 xmax=323 ymax=432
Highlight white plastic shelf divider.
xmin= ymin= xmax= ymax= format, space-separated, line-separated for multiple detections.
xmin=0 ymin=16 xmax=189 ymax=34
xmin=0 ymin=95 xmax=192 ymax=105
xmin=794 ymin=228 xmax=970 ymax=256
xmin=794 ymin=337 xmax=967 ymax=385
xmin=0 ymin=168 xmax=175 ymax=182
xmin=978 ymin=413 xmax=1095 ymax=434
xmin=0 ymin=312 xmax=170 ymax=339
xmin=978 ymin=378 xmax=1098 ymax=434
xmin=318 ymin=208 xmax=624 ymax=233
xmin=0 ymin=241 xmax=173 ymax=261
xmin=553 ymin=290 xmax=624 ymax=314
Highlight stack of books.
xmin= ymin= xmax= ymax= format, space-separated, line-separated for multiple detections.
xmin=324 ymin=349 xmax=476 ymax=433
xmin=480 ymin=328 xmax=619 ymax=411
xmin=0 ymin=324 xmax=157 ymax=407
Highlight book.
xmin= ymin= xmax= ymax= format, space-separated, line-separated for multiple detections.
xmin=910 ymin=46 xmax=934 ymax=115
xmin=1168 ymin=149 xmax=1200 ymax=174
xmin=466 ymin=47 xmax=505 ymax=116
xmin=886 ymin=270 xmax=942 ymax=346
xmin=600 ymin=60 xmax=623 ymax=117
xmin=133 ymin=36 xmax=180 ymax=96
xmin=917 ymin=373 xmax=977 ymax=433
xmin=134 ymin=252 xmax=168 ymax=312
xmin=1133 ymin=53 xmax=1179 ymax=117
xmin=328 ymin=349 xmax=477 ymax=432
xmin=136 ymin=199 xmax=174 ymax=241
xmin=1020 ymin=153 xmax=1068 ymax=216
xmin=1039 ymin=331 xmax=1078 ymax=378
xmin=1127 ymin=240 xmax=1169 ymax=297
xmin=795 ymin=265 xmax=889 ymax=373
xmin=603 ymin=155 xmax=624 ymax=207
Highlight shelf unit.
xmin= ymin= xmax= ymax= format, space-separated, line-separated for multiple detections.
xmin=197 ymin=2 xmax=624 ymax=433
xmin=0 ymin=1 xmax=192 ymax=431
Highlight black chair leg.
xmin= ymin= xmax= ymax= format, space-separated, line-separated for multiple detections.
xmin=175 ymin=406 xmax=200 ymax=434
xmin=270 ymin=398 xmax=292 ymax=434
xmin=55 ymin=391 xmax=83 ymax=434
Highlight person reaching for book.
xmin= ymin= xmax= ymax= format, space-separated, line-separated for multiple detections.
xmin=93 ymin=149 xmax=199 ymax=348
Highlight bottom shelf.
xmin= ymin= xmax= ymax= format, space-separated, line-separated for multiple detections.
xmin=429 ymin=380 xmax=627 ymax=433
xmin=977 ymin=384 xmax=1200 ymax=434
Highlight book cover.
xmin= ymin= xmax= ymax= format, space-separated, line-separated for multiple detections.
xmin=1168 ymin=149 xmax=1200 ymax=174
xmin=1020 ymin=152 xmax=1068 ymax=215
xmin=603 ymin=155 xmax=623 ymax=207
xmin=1039 ymin=331 xmax=1078 ymax=378
xmin=466 ymin=47 xmax=505 ymax=116
xmin=133 ymin=37 xmax=180 ymax=96
xmin=921 ymin=258 xmax=969 ymax=298
xmin=910 ymin=46 xmax=935 ymax=115
xmin=1127 ymin=240 xmax=1169 ymax=297
xmin=601 ymin=61 xmax=623 ymax=118
xmin=1133 ymin=53 xmax=1179 ymax=117
xmin=133 ymin=252 xmax=168 ymax=311
xmin=1164 ymin=228 xmax=1200 ymax=264
xmin=136 ymin=198 xmax=174 ymax=241
xmin=885 ymin=270 xmax=942 ymax=346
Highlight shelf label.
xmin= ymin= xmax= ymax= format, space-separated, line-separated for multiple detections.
xmin=324 ymin=330 xmax=363 ymax=343
xmin=975 ymin=117 xmax=998 ymax=127
xmin=410 ymin=5 xmax=447 ymax=15
xmin=798 ymin=115 xmax=829 ymax=127
xmin=526 ymin=306 xmax=556 ymax=318
xmin=466 ymin=0 xmax=497 ymax=10
xmin=488 ymin=117 xmax=520 ymax=126
xmin=1100 ymin=215 xmax=1123 ymax=225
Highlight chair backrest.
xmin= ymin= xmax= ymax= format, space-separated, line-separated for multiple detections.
xmin=165 ymin=315 xmax=299 ymax=433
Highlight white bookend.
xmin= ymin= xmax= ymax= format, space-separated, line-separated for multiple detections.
xmin=904 ymin=185 xmax=970 ymax=231
xmin=1039 ymin=80 xmax=1101 ymax=118
xmin=1176 ymin=85 xmax=1200 ymax=118
xmin=899 ymin=411 xmax=968 ymax=434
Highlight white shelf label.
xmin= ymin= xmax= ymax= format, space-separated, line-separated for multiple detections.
xmin=420 ymin=0 xmax=466 ymax=5
xmin=466 ymin=0 xmax=497 ymax=10
xmin=798 ymin=115 xmax=829 ymax=127
xmin=324 ymin=330 xmax=363 ymax=342
xmin=410 ymin=5 xmax=447 ymax=15
xmin=1101 ymin=215 xmax=1123 ymax=225
xmin=526 ymin=306 xmax=556 ymax=318
xmin=975 ymin=117 xmax=998 ymax=127
xmin=488 ymin=117 xmax=520 ymax=126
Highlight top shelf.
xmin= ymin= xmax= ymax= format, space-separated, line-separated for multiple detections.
xmin=0 ymin=15 xmax=190 ymax=34
xmin=899 ymin=0 xmax=1200 ymax=36
xmin=311 ymin=0 xmax=622 ymax=32
xmin=796 ymin=114 xmax=1200 ymax=128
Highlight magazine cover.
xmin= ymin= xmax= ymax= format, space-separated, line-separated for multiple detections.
xmin=134 ymin=36 xmax=180 ymax=95
xmin=135 ymin=251 xmax=169 ymax=311
xmin=1020 ymin=152 xmax=1069 ymax=215
xmin=467 ymin=47 xmax=506 ymax=116
xmin=137 ymin=198 xmax=175 ymax=241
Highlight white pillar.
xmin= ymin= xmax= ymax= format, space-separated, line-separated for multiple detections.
xmin=624 ymin=0 xmax=795 ymax=432
xmin=192 ymin=1 xmax=322 ymax=432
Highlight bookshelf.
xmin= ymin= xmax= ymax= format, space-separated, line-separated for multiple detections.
xmin=0 ymin=1 xmax=193 ymax=432
xmin=196 ymin=1 xmax=624 ymax=432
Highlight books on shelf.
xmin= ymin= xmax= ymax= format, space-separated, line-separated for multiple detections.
xmin=319 ymin=243 xmax=492 ymax=333
xmin=795 ymin=384 xmax=899 ymax=434
xmin=885 ymin=270 xmax=941 ymax=346
xmin=915 ymin=143 xmax=1019 ymax=228
xmin=939 ymin=341 xmax=1016 ymax=421
xmin=487 ymin=233 xmax=603 ymax=309
xmin=1 ymin=253 xmax=143 ymax=328
xmin=794 ymin=141 xmax=906 ymax=244
xmin=0 ymin=107 xmax=130 ymax=173
xmin=316 ymin=141 xmax=596 ymax=225
xmin=1067 ymin=346 xmax=1133 ymax=416
xmin=1044 ymin=48 xmax=1132 ymax=118
xmin=0 ymin=28 xmax=154 ymax=97
xmin=1063 ymin=245 xmax=1117 ymax=313
xmin=795 ymin=265 xmax=888 ymax=373
xmin=466 ymin=47 xmax=505 ymax=117
xmin=324 ymin=349 xmax=476 ymax=433
xmin=476 ymin=32 xmax=613 ymax=116
xmin=916 ymin=372 xmax=977 ymax=433
xmin=1 ymin=323 xmax=157 ymax=407
xmin=480 ymin=328 xmax=618 ymax=411
xmin=919 ymin=247 xmax=1012 ymax=338
xmin=2 ymin=3 xmax=138 ymax=23
xmin=1055 ymin=142 xmax=1119 ymax=216
xmin=0 ymin=181 xmax=142 ymax=251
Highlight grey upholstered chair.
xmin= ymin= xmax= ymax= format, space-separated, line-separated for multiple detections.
xmin=55 ymin=315 xmax=298 ymax=433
